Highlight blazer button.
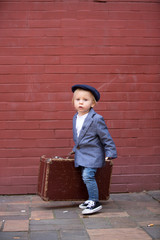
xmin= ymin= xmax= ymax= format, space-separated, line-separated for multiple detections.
xmin=77 ymin=146 xmax=80 ymax=149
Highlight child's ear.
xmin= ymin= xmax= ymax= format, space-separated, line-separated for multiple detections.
xmin=91 ymin=101 xmax=96 ymax=108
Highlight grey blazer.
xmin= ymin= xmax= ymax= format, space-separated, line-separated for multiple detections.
xmin=72 ymin=108 xmax=117 ymax=168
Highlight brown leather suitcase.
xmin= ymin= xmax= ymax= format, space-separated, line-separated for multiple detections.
xmin=37 ymin=155 xmax=113 ymax=201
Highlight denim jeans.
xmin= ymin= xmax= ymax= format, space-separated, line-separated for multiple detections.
xmin=81 ymin=167 xmax=99 ymax=202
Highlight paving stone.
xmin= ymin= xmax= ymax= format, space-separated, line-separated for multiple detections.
xmin=102 ymin=204 xmax=122 ymax=210
xmin=0 ymin=204 xmax=8 ymax=211
xmin=0 ymin=203 xmax=29 ymax=220
xmin=6 ymin=204 xmax=29 ymax=215
xmin=30 ymin=231 xmax=59 ymax=240
xmin=0 ymin=211 xmax=27 ymax=216
xmin=147 ymin=207 xmax=160 ymax=214
xmin=80 ymin=211 xmax=129 ymax=218
xmin=126 ymin=208 xmax=159 ymax=222
xmin=111 ymin=192 xmax=154 ymax=202
xmin=117 ymin=200 xmax=160 ymax=210
xmin=82 ymin=217 xmax=111 ymax=229
xmin=101 ymin=200 xmax=120 ymax=210
xmin=31 ymin=200 xmax=76 ymax=212
xmin=3 ymin=220 xmax=29 ymax=232
xmin=30 ymin=222 xmax=58 ymax=231
xmin=0 ymin=195 xmax=31 ymax=204
xmin=108 ymin=217 xmax=138 ymax=228
xmin=113 ymin=200 xmax=141 ymax=210
xmin=60 ymin=229 xmax=90 ymax=240
xmin=54 ymin=209 xmax=79 ymax=219
xmin=0 ymin=220 xmax=4 ymax=231
xmin=0 ymin=232 xmax=28 ymax=240
xmin=31 ymin=195 xmax=44 ymax=203
xmin=87 ymin=228 xmax=152 ymax=240
xmin=0 ymin=215 xmax=29 ymax=221
xmin=138 ymin=220 xmax=160 ymax=227
xmin=31 ymin=196 xmax=74 ymax=208
xmin=30 ymin=219 xmax=84 ymax=231
xmin=136 ymin=201 xmax=160 ymax=208
xmin=147 ymin=191 xmax=160 ymax=202
xmin=142 ymin=225 xmax=160 ymax=239
xmin=30 ymin=210 xmax=54 ymax=220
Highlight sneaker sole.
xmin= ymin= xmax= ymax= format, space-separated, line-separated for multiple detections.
xmin=79 ymin=205 xmax=87 ymax=209
xmin=82 ymin=205 xmax=102 ymax=215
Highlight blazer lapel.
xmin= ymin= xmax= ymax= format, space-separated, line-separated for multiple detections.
xmin=73 ymin=113 xmax=78 ymax=143
xmin=77 ymin=108 xmax=95 ymax=145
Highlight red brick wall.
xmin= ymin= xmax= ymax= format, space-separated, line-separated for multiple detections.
xmin=0 ymin=0 xmax=160 ymax=194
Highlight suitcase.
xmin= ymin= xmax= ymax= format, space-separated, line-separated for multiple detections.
xmin=37 ymin=155 xmax=113 ymax=201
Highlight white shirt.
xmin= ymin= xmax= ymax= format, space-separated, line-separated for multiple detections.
xmin=76 ymin=113 xmax=88 ymax=137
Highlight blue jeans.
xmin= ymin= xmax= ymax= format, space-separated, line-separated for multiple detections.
xmin=81 ymin=167 xmax=99 ymax=202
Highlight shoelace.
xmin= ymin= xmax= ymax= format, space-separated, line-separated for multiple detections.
xmin=87 ymin=200 xmax=95 ymax=208
xmin=84 ymin=200 xmax=91 ymax=204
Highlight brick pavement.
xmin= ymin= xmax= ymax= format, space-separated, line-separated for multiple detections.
xmin=0 ymin=191 xmax=159 ymax=240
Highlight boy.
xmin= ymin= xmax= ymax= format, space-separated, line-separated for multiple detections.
xmin=71 ymin=84 xmax=117 ymax=215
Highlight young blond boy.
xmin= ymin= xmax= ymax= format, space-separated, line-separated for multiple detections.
xmin=71 ymin=84 xmax=117 ymax=214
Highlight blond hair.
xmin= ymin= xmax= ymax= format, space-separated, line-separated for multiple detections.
xmin=72 ymin=88 xmax=97 ymax=105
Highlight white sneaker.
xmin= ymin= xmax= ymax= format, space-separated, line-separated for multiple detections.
xmin=82 ymin=201 xmax=102 ymax=215
xmin=79 ymin=200 xmax=91 ymax=209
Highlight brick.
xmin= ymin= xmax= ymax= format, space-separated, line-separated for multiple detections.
xmin=0 ymin=177 xmax=11 ymax=186
xmin=11 ymin=176 xmax=38 ymax=185
xmin=112 ymin=175 xmax=160 ymax=185
xmin=7 ymin=158 xmax=39 ymax=167
xmin=55 ymin=130 xmax=72 ymax=139
xmin=128 ymin=183 xmax=160 ymax=193
xmin=118 ymin=156 xmax=160 ymax=165
xmin=0 ymin=121 xmax=40 ymax=130
xmin=0 ymin=46 xmax=159 ymax=57
xmin=108 ymin=11 xmax=160 ymax=21
xmin=0 ymin=65 xmax=45 ymax=74
xmin=0 ymin=185 xmax=36 ymax=195
xmin=0 ymin=166 xmax=38 ymax=179
xmin=28 ymin=19 xmax=61 ymax=28
xmin=0 ymin=11 xmax=27 ymax=20
xmin=61 ymin=56 xmax=159 ymax=65
xmin=0 ymin=20 xmax=27 ymax=29
xmin=0 ymin=2 xmax=28 ymax=11
xmin=113 ymin=165 xmax=160 ymax=175
xmin=74 ymin=64 xmax=160 ymax=74
xmin=0 ymin=130 xmax=54 ymax=139
xmin=107 ymin=2 xmax=159 ymax=11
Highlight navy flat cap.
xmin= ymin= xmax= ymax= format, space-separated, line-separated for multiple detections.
xmin=72 ymin=84 xmax=100 ymax=102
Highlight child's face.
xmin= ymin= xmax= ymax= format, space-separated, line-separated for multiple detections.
xmin=73 ymin=89 xmax=95 ymax=116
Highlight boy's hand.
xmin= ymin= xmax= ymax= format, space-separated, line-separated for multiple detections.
xmin=67 ymin=151 xmax=75 ymax=159
xmin=105 ymin=157 xmax=112 ymax=161
xmin=70 ymin=151 xmax=75 ymax=155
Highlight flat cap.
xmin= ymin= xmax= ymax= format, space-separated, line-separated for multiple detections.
xmin=72 ymin=84 xmax=100 ymax=102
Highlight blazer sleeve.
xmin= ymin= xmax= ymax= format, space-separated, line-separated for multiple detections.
xmin=96 ymin=115 xmax=117 ymax=159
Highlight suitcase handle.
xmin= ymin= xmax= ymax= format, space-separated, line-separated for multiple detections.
xmin=66 ymin=151 xmax=75 ymax=159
